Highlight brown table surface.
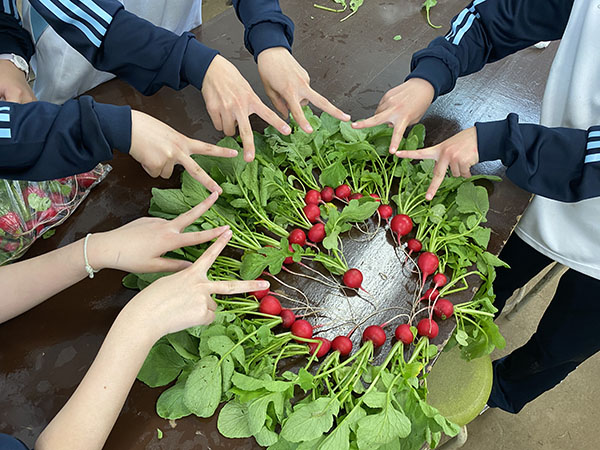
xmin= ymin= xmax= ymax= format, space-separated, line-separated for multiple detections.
xmin=0 ymin=1 xmax=556 ymax=448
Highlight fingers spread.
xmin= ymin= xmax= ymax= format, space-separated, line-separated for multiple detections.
xmin=188 ymin=140 xmax=238 ymax=158
xmin=155 ymin=258 xmax=193 ymax=273
xmin=208 ymin=279 xmax=270 ymax=296
xmin=172 ymin=191 xmax=219 ymax=230
xmin=289 ymin=99 xmax=313 ymax=133
xmin=351 ymin=112 xmax=389 ymax=130
xmin=236 ymin=116 xmax=256 ymax=162
xmin=394 ymin=147 xmax=439 ymax=160
xmin=389 ymin=121 xmax=408 ymax=153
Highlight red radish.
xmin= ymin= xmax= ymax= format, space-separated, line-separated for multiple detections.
xmin=291 ymin=319 xmax=313 ymax=342
xmin=369 ymin=194 xmax=381 ymax=202
xmin=377 ymin=204 xmax=393 ymax=220
xmin=390 ymin=214 xmax=413 ymax=237
xmin=321 ymin=187 xmax=334 ymax=202
xmin=332 ymin=336 xmax=353 ymax=356
xmin=433 ymin=273 xmax=448 ymax=288
xmin=343 ymin=268 xmax=363 ymax=290
xmin=309 ymin=337 xmax=331 ymax=358
xmin=433 ymin=299 xmax=454 ymax=320
xmin=308 ymin=223 xmax=326 ymax=243
xmin=395 ymin=324 xmax=414 ymax=345
xmin=0 ymin=212 xmax=21 ymax=235
xmin=349 ymin=193 xmax=363 ymax=200
xmin=259 ymin=295 xmax=282 ymax=315
xmin=76 ymin=172 xmax=97 ymax=188
xmin=335 ymin=184 xmax=351 ymax=199
xmin=289 ymin=229 xmax=307 ymax=247
xmin=417 ymin=252 xmax=439 ymax=286
xmin=284 ymin=244 xmax=295 ymax=265
xmin=305 ymin=189 xmax=321 ymax=205
xmin=280 ymin=309 xmax=296 ymax=328
xmin=250 ymin=279 xmax=270 ymax=299
xmin=417 ymin=318 xmax=439 ymax=339
xmin=407 ymin=238 xmax=422 ymax=253
xmin=37 ymin=207 xmax=58 ymax=223
xmin=362 ymin=325 xmax=387 ymax=348
xmin=420 ymin=288 xmax=440 ymax=302
xmin=303 ymin=204 xmax=321 ymax=223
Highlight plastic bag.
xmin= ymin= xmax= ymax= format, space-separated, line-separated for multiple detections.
xmin=0 ymin=164 xmax=111 ymax=265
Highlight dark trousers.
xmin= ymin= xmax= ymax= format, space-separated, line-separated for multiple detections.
xmin=487 ymin=233 xmax=600 ymax=413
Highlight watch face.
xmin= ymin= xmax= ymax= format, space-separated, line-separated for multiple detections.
xmin=12 ymin=55 xmax=28 ymax=72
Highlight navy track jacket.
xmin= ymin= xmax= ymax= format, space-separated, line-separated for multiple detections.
xmin=407 ymin=0 xmax=600 ymax=203
xmin=0 ymin=0 xmax=293 ymax=181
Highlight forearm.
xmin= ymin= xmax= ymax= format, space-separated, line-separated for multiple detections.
xmin=0 ymin=97 xmax=131 ymax=181
xmin=35 ymin=309 xmax=155 ymax=450
xmin=0 ymin=239 xmax=88 ymax=323
xmin=406 ymin=0 xmax=573 ymax=99
xmin=476 ymin=114 xmax=600 ymax=202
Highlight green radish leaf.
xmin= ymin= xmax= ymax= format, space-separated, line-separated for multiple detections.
xmin=156 ymin=372 xmax=191 ymax=420
xmin=319 ymin=160 xmax=348 ymax=188
xmin=471 ymin=227 xmax=491 ymax=248
xmin=456 ymin=182 xmax=489 ymax=216
xmin=356 ymin=402 xmax=411 ymax=444
xmin=183 ymin=355 xmax=222 ymax=417
xmin=339 ymin=199 xmax=379 ymax=222
xmin=218 ymin=401 xmax=252 ymax=438
xmin=166 ymin=331 xmax=200 ymax=361
xmin=256 ymin=426 xmax=279 ymax=447
xmin=232 ymin=372 xmax=265 ymax=391
xmin=482 ymin=251 xmax=509 ymax=268
xmin=222 ymin=355 xmax=235 ymax=392
xmin=455 ymin=329 xmax=470 ymax=346
xmin=122 ymin=273 xmax=139 ymax=289
xmin=151 ymin=188 xmax=190 ymax=215
xmin=339 ymin=121 xmax=368 ymax=142
xmin=208 ymin=335 xmax=245 ymax=365
xmin=320 ymin=112 xmax=341 ymax=137
xmin=138 ymin=342 xmax=186 ymax=388
xmin=362 ymin=391 xmax=387 ymax=408
xmin=248 ymin=391 xmax=285 ymax=435
xmin=280 ymin=396 xmax=340 ymax=442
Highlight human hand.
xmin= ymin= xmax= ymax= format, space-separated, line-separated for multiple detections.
xmin=123 ymin=229 xmax=270 ymax=338
xmin=129 ymin=110 xmax=236 ymax=192
xmin=257 ymin=47 xmax=351 ymax=133
xmin=202 ymin=55 xmax=292 ymax=162
xmin=88 ymin=192 xmax=229 ymax=273
xmin=395 ymin=127 xmax=479 ymax=200
xmin=351 ymin=78 xmax=434 ymax=153
xmin=0 ymin=60 xmax=36 ymax=103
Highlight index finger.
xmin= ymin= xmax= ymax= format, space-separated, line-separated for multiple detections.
xmin=208 ymin=279 xmax=270 ymax=296
xmin=193 ymin=229 xmax=233 ymax=272
xmin=307 ymin=89 xmax=351 ymax=122
xmin=236 ymin=115 xmax=256 ymax=163
xmin=179 ymin=154 xmax=222 ymax=194
xmin=171 ymin=191 xmax=219 ymax=230
xmin=351 ymin=111 xmax=391 ymax=130
xmin=426 ymin=157 xmax=450 ymax=200
xmin=187 ymin=139 xmax=238 ymax=158
xmin=394 ymin=148 xmax=439 ymax=160
xmin=252 ymin=100 xmax=292 ymax=135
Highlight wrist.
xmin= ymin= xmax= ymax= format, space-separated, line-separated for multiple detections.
xmin=84 ymin=232 xmax=113 ymax=272
xmin=0 ymin=59 xmax=28 ymax=80
xmin=257 ymin=46 xmax=288 ymax=64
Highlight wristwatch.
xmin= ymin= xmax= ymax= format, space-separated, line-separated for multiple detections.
xmin=0 ymin=53 xmax=31 ymax=81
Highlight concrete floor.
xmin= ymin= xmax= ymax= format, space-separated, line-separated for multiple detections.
xmin=200 ymin=2 xmax=599 ymax=449
xmin=462 ymin=268 xmax=599 ymax=450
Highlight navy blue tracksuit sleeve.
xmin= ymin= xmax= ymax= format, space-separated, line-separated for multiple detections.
xmin=406 ymin=0 xmax=574 ymax=100
xmin=11 ymin=0 xmax=294 ymax=95
xmin=0 ymin=1 xmax=34 ymax=60
xmin=0 ymin=97 xmax=131 ymax=181
xmin=476 ymin=115 xmax=600 ymax=203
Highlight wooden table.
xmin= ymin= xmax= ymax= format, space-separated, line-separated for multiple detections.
xmin=0 ymin=1 xmax=555 ymax=448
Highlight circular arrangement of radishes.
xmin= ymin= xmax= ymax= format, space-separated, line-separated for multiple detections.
xmin=133 ymin=109 xmax=507 ymax=448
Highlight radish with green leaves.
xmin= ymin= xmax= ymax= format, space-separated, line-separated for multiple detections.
xmin=395 ymin=324 xmax=414 ymax=345
xmin=331 ymin=335 xmax=353 ymax=356
xmin=321 ymin=186 xmax=334 ymax=202
xmin=291 ymin=319 xmax=313 ymax=342
xmin=417 ymin=318 xmax=439 ymax=339
xmin=433 ymin=299 xmax=454 ymax=320
xmin=377 ymin=204 xmax=393 ymax=220
xmin=250 ymin=278 xmax=270 ymax=299
xmin=390 ymin=214 xmax=413 ymax=237
xmin=289 ymin=229 xmax=307 ymax=247
xmin=417 ymin=251 xmax=439 ymax=286
xmin=335 ymin=184 xmax=351 ymax=200
xmin=303 ymin=204 xmax=321 ymax=223
xmin=362 ymin=325 xmax=386 ymax=348
xmin=349 ymin=193 xmax=363 ymax=200
xmin=309 ymin=337 xmax=331 ymax=358
xmin=308 ymin=223 xmax=326 ymax=243
xmin=305 ymin=189 xmax=321 ymax=205
xmin=259 ymin=295 xmax=282 ymax=315
xmin=280 ymin=309 xmax=296 ymax=328
xmin=421 ymin=288 xmax=440 ymax=302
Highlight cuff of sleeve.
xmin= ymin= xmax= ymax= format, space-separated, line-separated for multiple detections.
xmin=0 ymin=34 xmax=30 ymax=60
xmin=405 ymin=57 xmax=454 ymax=101
xmin=475 ymin=113 xmax=519 ymax=163
xmin=247 ymin=21 xmax=292 ymax=61
xmin=182 ymin=39 xmax=220 ymax=91
xmin=95 ymin=102 xmax=132 ymax=154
